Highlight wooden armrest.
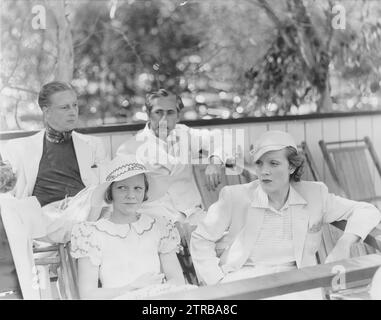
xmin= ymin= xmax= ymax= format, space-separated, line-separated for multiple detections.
xmin=33 ymin=244 xmax=60 ymax=253
xmin=331 ymin=221 xmax=381 ymax=252
xmin=35 ymin=256 xmax=61 ymax=265
xmin=154 ymin=254 xmax=381 ymax=300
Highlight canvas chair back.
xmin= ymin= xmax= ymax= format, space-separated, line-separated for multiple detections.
xmin=319 ymin=136 xmax=381 ymax=204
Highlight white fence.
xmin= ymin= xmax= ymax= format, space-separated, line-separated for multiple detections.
xmin=2 ymin=112 xmax=381 ymax=195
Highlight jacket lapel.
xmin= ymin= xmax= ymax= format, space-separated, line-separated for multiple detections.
xmin=222 ymin=201 xmax=265 ymax=272
xmin=24 ymin=130 xmax=45 ymax=196
xmin=72 ymin=132 xmax=96 ymax=186
xmin=288 ymin=186 xmax=309 ymax=267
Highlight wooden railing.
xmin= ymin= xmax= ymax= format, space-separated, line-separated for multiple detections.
xmin=155 ymin=254 xmax=381 ymax=300
xmin=2 ymin=111 xmax=381 ymax=196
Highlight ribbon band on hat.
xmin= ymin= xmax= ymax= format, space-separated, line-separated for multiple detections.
xmin=106 ymin=163 xmax=147 ymax=182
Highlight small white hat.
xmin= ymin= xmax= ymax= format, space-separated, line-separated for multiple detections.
xmin=250 ymin=130 xmax=297 ymax=162
xmin=91 ymin=155 xmax=167 ymax=206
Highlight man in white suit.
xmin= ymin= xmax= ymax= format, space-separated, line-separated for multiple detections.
xmin=2 ymin=81 xmax=108 ymax=202
xmin=117 ymin=89 xmax=234 ymax=225
xmin=1 ymin=81 xmax=109 ymax=242
xmin=191 ymin=131 xmax=381 ymax=288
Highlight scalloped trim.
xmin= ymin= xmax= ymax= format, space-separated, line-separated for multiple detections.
xmin=94 ymin=215 xmax=156 ymax=239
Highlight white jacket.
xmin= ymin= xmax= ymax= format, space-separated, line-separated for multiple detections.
xmin=191 ymin=180 xmax=381 ymax=285
xmin=1 ymin=130 xmax=109 ymax=199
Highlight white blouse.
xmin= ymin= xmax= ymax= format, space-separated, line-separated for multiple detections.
xmin=70 ymin=214 xmax=180 ymax=289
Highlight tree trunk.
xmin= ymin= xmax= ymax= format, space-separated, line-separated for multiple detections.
xmin=49 ymin=0 xmax=74 ymax=82
xmin=317 ymin=78 xmax=332 ymax=112
xmin=288 ymin=0 xmax=332 ymax=112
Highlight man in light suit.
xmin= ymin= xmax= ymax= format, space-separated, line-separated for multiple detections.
xmin=117 ymin=89 xmax=234 ymax=225
xmin=1 ymin=81 xmax=109 ymax=242
xmin=190 ymin=131 xmax=381 ymax=287
xmin=2 ymin=81 xmax=108 ymax=201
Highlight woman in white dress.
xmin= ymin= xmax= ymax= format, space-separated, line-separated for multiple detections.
xmin=70 ymin=155 xmax=189 ymax=299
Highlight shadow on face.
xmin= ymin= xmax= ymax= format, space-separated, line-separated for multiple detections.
xmin=148 ymin=95 xmax=179 ymax=139
xmin=44 ymin=90 xmax=78 ymax=132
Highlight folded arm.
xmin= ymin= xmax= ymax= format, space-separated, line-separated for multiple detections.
xmin=321 ymin=183 xmax=381 ymax=262
xmin=190 ymin=186 xmax=233 ymax=285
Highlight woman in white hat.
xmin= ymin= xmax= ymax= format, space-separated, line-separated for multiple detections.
xmin=191 ymin=130 xmax=381 ymax=292
xmin=70 ymin=155 xmax=188 ymax=299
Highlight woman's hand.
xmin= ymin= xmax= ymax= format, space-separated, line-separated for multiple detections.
xmin=325 ymin=233 xmax=360 ymax=263
xmin=129 ymin=272 xmax=165 ymax=290
xmin=205 ymin=159 xmax=223 ymax=191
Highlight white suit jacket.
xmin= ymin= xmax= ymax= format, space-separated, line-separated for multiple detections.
xmin=117 ymin=124 xmax=229 ymax=218
xmin=190 ymin=180 xmax=381 ymax=285
xmin=0 ymin=195 xmax=47 ymax=299
xmin=2 ymin=130 xmax=109 ymax=199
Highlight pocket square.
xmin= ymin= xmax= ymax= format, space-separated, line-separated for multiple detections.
xmin=308 ymin=220 xmax=323 ymax=233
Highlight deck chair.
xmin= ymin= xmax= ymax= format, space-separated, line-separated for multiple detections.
xmin=193 ymin=164 xmax=248 ymax=210
xmin=303 ymin=140 xmax=381 ymax=298
xmin=319 ymin=136 xmax=381 ymax=205
xmin=319 ymin=137 xmax=380 ymax=256
xmin=175 ymin=222 xmax=200 ymax=285
xmin=300 ymin=141 xmax=376 ymax=258
xmin=34 ymin=242 xmax=79 ymax=299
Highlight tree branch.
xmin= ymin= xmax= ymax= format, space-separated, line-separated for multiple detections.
xmin=0 ymin=18 xmax=27 ymax=93
xmin=252 ymin=0 xmax=295 ymax=48
xmin=5 ymin=86 xmax=39 ymax=95
xmin=103 ymin=22 xmax=145 ymax=68
xmin=73 ymin=13 xmax=103 ymax=49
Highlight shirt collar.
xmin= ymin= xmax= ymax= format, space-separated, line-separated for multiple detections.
xmin=45 ymin=124 xmax=73 ymax=143
xmin=251 ymin=183 xmax=307 ymax=209
xmin=143 ymin=123 xmax=180 ymax=145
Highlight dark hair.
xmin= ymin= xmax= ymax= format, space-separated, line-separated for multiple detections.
xmin=38 ymin=81 xmax=76 ymax=110
xmin=285 ymin=146 xmax=305 ymax=182
xmin=145 ymin=89 xmax=184 ymax=113
xmin=104 ymin=173 xmax=149 ymax=203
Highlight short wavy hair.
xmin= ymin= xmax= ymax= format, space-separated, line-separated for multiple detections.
xmin=285 ymin=146 xmax=305 ymax=182
xmin=145 ymin=89 xmax=184 ymax=113
xmin=38 ymin=81 xmax=76 ymax=110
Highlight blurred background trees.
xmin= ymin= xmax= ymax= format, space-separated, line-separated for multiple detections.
xmin=1 ymin=0 xmax=380 ymax=131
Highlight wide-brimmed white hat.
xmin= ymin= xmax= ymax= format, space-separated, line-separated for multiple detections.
xmin=250 ymin=130 xmax=298 ymax=162
xmin=91 ymin=154 xmax=167 ymax=206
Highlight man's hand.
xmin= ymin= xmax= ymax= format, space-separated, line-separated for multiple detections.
xmin=325 ymin=233 xmax=360 ymax=263
xmin=205 ymin=161 xmax=223 ymax=191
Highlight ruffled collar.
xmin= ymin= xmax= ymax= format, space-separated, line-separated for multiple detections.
xmin=45 ymin=124 xmax=73 ymax=143
xmin=94 ymin=214 xmax=156 ymax=238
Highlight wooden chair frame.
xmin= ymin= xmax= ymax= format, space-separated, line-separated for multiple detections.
xmin=319 ymin=136 xmax=381 ymax=203
xmin=34 ymin=242 xmax=79 ymax=300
